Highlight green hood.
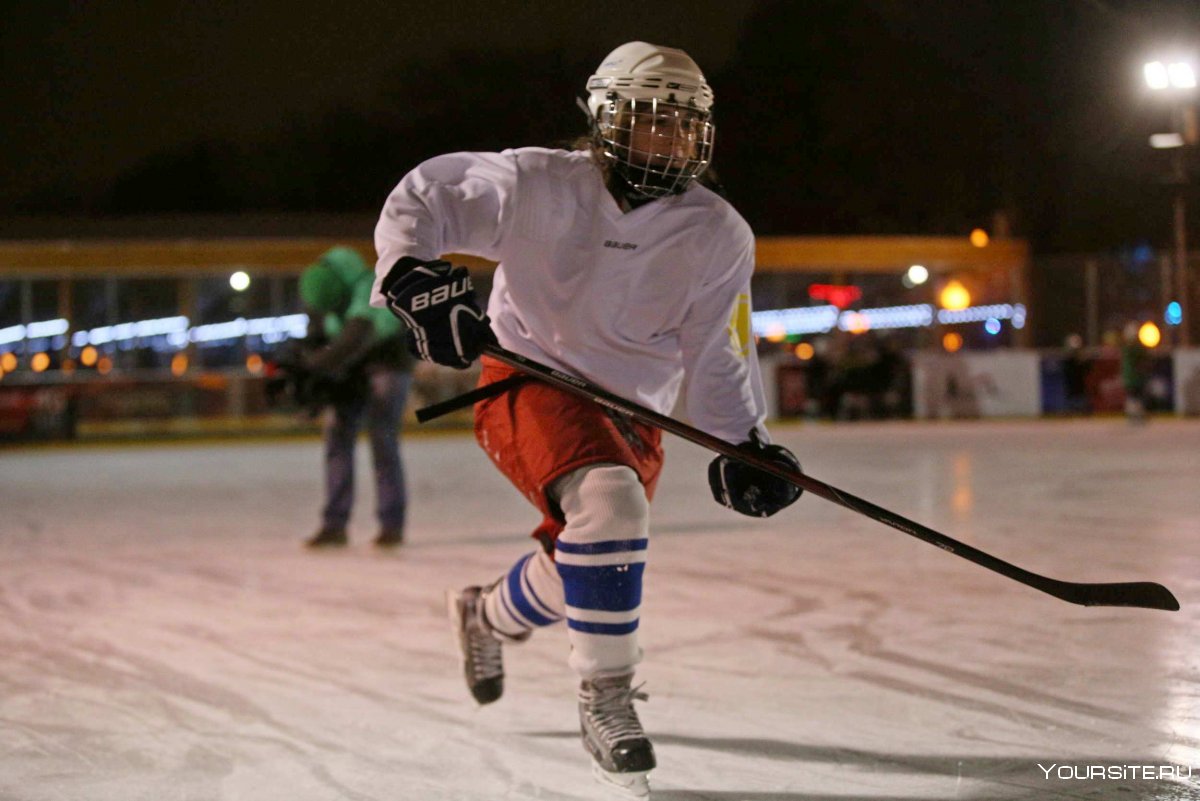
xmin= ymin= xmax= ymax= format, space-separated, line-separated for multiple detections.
xmin=299 ymin=247 xmax=369 ymax=313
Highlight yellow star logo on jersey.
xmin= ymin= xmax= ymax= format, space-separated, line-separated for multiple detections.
xmin=727 ymin=293 xmax=752 ymax=360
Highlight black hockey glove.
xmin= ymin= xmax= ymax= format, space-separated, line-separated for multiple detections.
xmin=264 ymin=358 xmax=324 ymax=413
xmin=381 ymin=256 xmax=495 ymax=369
xmin=264 ymin=341 xmax=307 ymax=405
xmin=264 ymin=341 xmax=363 ymax=415
xmin=708 ymin=429 xmax=803 ymax=518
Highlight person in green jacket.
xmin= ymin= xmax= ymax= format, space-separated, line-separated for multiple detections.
xmin=297 ymin=246 xmax=413 ymax=547
xmin=1120 ymin=321 xmax=1150 ymax=425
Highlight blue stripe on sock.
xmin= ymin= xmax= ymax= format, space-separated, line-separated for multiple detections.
xmin=556 ymin=562 xmax=645 ymax=613
xmin=507 ymin=553 xmax=558 ymax=627
xmin=497 ymin=582 xmax=525 ymax=629
xmin=520 ymin=557 xmax=562 ymax=622
xmin=555 ymin=538 xmax=648 ymax=556
xmin=567 ymin=619 xmax=640 ymax=636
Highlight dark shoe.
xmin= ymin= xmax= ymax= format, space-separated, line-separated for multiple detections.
xmin=374 ymin=527 xmax=404 ymax=547
xmin=305 ymin=527 xmax=348 ymax=548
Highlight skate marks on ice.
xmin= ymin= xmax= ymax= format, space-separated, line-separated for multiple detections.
xmin=842 ymin=644 xmax=1200 ymax=756
xmin=0 ymin=548 xmax=466 ymax=801
xmin=1 ymin=422 xmax=1197 ymax=800
xmin=645 ymin=560 xmax=1165 ymax=744
xmin=526 ymin=726 xmax=1196 ymax=800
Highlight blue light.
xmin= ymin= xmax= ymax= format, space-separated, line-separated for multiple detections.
xmin=984 ymin=318 xmax=1002 ymax=336
xmin=1165 ymin=301 xmax=1182 ymax=326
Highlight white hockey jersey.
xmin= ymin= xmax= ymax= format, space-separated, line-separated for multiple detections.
xmin=371 ymin=147 xmax=767 ymax=445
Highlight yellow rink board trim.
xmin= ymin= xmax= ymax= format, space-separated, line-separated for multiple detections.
xmin=0 ymin=236 xmax=1028 ymax=277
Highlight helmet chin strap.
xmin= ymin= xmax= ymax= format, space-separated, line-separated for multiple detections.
xmin=606 ymin=169 xmax=659 ymax=211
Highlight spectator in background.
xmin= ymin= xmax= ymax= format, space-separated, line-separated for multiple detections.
xmin=872 ymin=335 xmax=910 ymax=419
xmin=1062 ymin=333 xmax=1090 ymax=415
xmin=297 ymin=246 xmax=414 ymax=547
xmin=1120 ymin=322 xmax=1150 ymax=425
xmin=835 ymin=335 xmax=878 ymax=420
xmin=803 ymin=337 xmax=833 ymax=419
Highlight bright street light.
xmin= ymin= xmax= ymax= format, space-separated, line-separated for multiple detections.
xmin=1145 ymin=61 xmax=1170 ymax=89
xmin=1144 ymin=60 xmax=1196 ymax=90
xmin=906 ymin=264 xmax=929 ymax=286
xmin=1168 ymin=62 xmax=1197 ymax=89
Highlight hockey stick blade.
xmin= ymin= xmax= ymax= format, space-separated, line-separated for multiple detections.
xmin=479 ymin=344 xmax=1179 ymax=612
xmin=1055 ymin=581 xmax=1179 ymax=610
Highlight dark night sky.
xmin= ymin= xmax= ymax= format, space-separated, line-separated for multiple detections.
xmin=3 ymin=0 xmax=1199 ymax=252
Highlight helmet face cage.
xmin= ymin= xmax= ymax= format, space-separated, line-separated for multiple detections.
xmin=593 ymin=95 xmax=714 ymax=199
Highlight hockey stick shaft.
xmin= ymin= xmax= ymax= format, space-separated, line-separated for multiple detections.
xmin=480 ymin=344 xmax=1178 ymax=612
xmin=415 ymin=374 xmax=530 ymax=423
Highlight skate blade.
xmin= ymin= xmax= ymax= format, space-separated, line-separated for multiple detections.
xmin=591 ymin=763 xmax=650 ymax=798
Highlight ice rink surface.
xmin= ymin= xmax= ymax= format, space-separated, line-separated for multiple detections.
xmin=2 ymin=418 xmax=1198 ymax=801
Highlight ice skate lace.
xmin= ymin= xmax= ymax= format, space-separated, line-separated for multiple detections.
xmin=581 ymin=681 xmax=649 ymax=745
xmin=467 ymin=621 xmax=503 ymax=681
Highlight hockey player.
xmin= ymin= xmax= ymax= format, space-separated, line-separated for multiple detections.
xmin=373 ymin=42 xmax=802 ymax=796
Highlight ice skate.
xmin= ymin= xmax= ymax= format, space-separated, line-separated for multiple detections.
xmin=579 ymin=673 xmax=655 ymax=798
xmin=446 ymin=583 xmax=528 ymax=704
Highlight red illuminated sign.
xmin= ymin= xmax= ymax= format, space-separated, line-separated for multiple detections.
xmin=808 ymin=284 xmax=862 ymax=309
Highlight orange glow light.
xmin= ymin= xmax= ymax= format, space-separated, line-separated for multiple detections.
xmin=794 ymin=342 xmax=815 ymax=360
xmin=246 ymin=353 xmax=264 ymax=374
xmin=171 ymin=353 xmax=189 ymax=376
xmin=0 ymin=352 xmax=17 ymax=372
xmin=943 ymin=332 xmax=964 ymax=352
xmin=1138 ymin=322 xmax=1162 ymax=348
xmin=97 ymin=356 xmax=113 ymax=375
xmin=939 ymin=280 xmax=971 ymax=311
xmin=80 ymin=346 xmax=98 ymax=366
xmin=31 ymin=353 xmax=50 ymax=372
xmin=970 ymin=228 xmax=990 ymax=248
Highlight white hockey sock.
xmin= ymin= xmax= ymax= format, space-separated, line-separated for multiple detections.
xmin=484 ymin=548 xmax=565 ymax=639
xmin=553 ymin=464 xmax=649 ymax=678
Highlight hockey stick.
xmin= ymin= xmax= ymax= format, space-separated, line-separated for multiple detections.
xmin=414 ymin=374 xmax=530 ymax=423
xmin=479 ymin=343 xmax=1179 ymax=612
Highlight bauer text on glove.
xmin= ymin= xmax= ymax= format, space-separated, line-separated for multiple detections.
xmin=381 ymin=257 xmax=496 ymax=369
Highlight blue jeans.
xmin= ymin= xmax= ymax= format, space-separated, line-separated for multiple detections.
xmin=322 ymin=369 xmax=410 ymax=530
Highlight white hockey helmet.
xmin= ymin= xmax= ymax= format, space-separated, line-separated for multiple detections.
xmin=585 ymin=41 xmax=715 ymax=198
